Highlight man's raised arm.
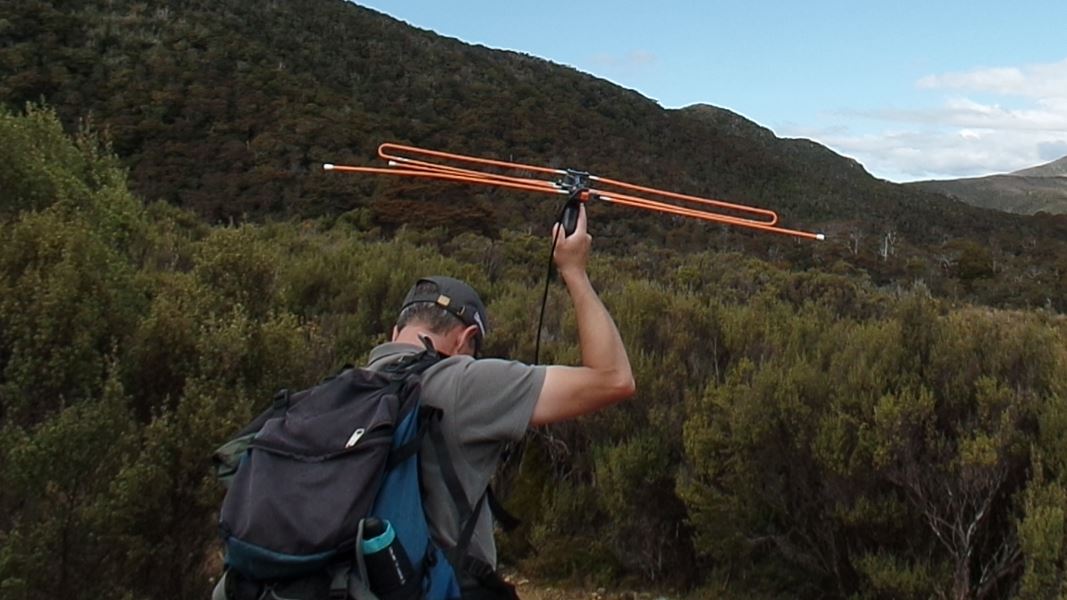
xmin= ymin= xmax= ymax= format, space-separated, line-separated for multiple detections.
xmin=531 ymin=206 xmax=635 ymax=426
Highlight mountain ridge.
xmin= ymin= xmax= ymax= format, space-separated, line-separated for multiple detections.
xmin=907 ymin=155 xmax=1067 ymax=215
xmin=1012 ymin=155 xmax=1067 ymax=177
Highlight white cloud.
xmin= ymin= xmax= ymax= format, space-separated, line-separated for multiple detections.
xmin=587 ymin=50 xmax=658 ymax=71
xmin=784 ymin=57 xmax=1067 ymax=181
xmin=788 ymin=123 xmax=1067 ymax=182
xmin=845 ymin=98 xmax=1067 ymax=132
xmin=917 ymin=58 xmax=1067 ymax=99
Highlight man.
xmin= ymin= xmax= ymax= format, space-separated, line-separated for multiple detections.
xmin=365 ymin=206 xmax=635 ymax=598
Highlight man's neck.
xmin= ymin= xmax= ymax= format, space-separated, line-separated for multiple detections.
xmin=394 ymin=329 xmax=439 ymax=347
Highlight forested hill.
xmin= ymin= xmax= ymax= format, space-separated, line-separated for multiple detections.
xmin=2 ymin=0 xmax=1067 ymax=310
xmin=1 ymin=0 xmax=1062 ymax=234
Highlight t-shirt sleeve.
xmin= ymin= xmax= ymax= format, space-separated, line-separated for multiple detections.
xmin=432 ymin=357 xmax=545 ymax=444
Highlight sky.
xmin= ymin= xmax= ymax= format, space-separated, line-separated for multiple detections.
xmin=356 ymin=1 xmax=1067 ymax=183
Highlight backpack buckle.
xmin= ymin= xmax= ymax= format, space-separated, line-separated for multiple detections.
xmin=328 ymin=564 xmax=349 ymax=600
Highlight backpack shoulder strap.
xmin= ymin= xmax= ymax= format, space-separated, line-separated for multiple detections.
xmin=381 ymin=340 xmax=522 ymax=564
xmin=381 ymin=343 xmax=444 ymax=467
xmin=427 ymin=417 xmax=521 ymax=567
xmin=428 ymin=414 xmax=481 ymax=569
xmin=386 ymin=406 xmax=439 ymax=470
xmin=486 ymin=486 xmax=521 ymax=532
xmin=378 ymin=337 xmax=442 ymax=378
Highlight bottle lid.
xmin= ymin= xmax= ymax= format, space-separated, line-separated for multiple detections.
xmin=363 ymin=517 xmax=386 ymax=538
xmin=361 ymin=517 xmax=395 ymax=554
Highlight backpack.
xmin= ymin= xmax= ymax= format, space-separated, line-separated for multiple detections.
xmin=211 ymin=348 xmax=489 ymax=600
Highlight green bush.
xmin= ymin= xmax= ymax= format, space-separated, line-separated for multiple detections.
xmin=0 ymin=208 xmax=143 ymax=425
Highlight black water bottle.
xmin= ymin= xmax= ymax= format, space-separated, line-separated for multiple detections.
xmin=361 ymin=517 xmax=419 ymax=600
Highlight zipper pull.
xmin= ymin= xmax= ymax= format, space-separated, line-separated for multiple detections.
xmin=345 ymin=428 xmax=366 ymax=448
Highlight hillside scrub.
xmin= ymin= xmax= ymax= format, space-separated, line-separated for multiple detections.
xmin=2 ymin=110 xmax=1067 ymax=599
xmin=3 ymin=0 xmax=1067 ymax=317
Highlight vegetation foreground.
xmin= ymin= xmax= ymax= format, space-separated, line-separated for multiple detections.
xmin=2 ymin=109 xmax=1067 ymax=599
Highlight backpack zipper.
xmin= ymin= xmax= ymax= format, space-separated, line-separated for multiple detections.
xmin=345 ymin=428 xmax=366 ymax=448
xmin=250 ymin=427 xmax=392 ymax=460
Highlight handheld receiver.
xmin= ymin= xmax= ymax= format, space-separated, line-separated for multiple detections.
xmin=561 ymin=196 xmax=581 ymax=236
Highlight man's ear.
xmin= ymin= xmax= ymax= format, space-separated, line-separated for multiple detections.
xmin=458 ymin=324 xmax=479 ymax=356
xmin=391 ymin=325 xmax=399 ymax=341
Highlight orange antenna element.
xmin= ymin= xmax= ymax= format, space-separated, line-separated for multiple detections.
xmin=324 ymin=143 xmax=825 ymax=241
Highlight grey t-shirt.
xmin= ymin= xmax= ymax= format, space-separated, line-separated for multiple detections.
xmin=367 ymin=342 xmax=545 ymax=567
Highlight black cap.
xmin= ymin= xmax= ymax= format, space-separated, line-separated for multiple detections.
xmin=401 ymin=276 xmax=489 ymax=349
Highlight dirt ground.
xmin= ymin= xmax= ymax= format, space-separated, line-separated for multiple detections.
xmin=506 ymin=573 xmax=677 ymax=600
